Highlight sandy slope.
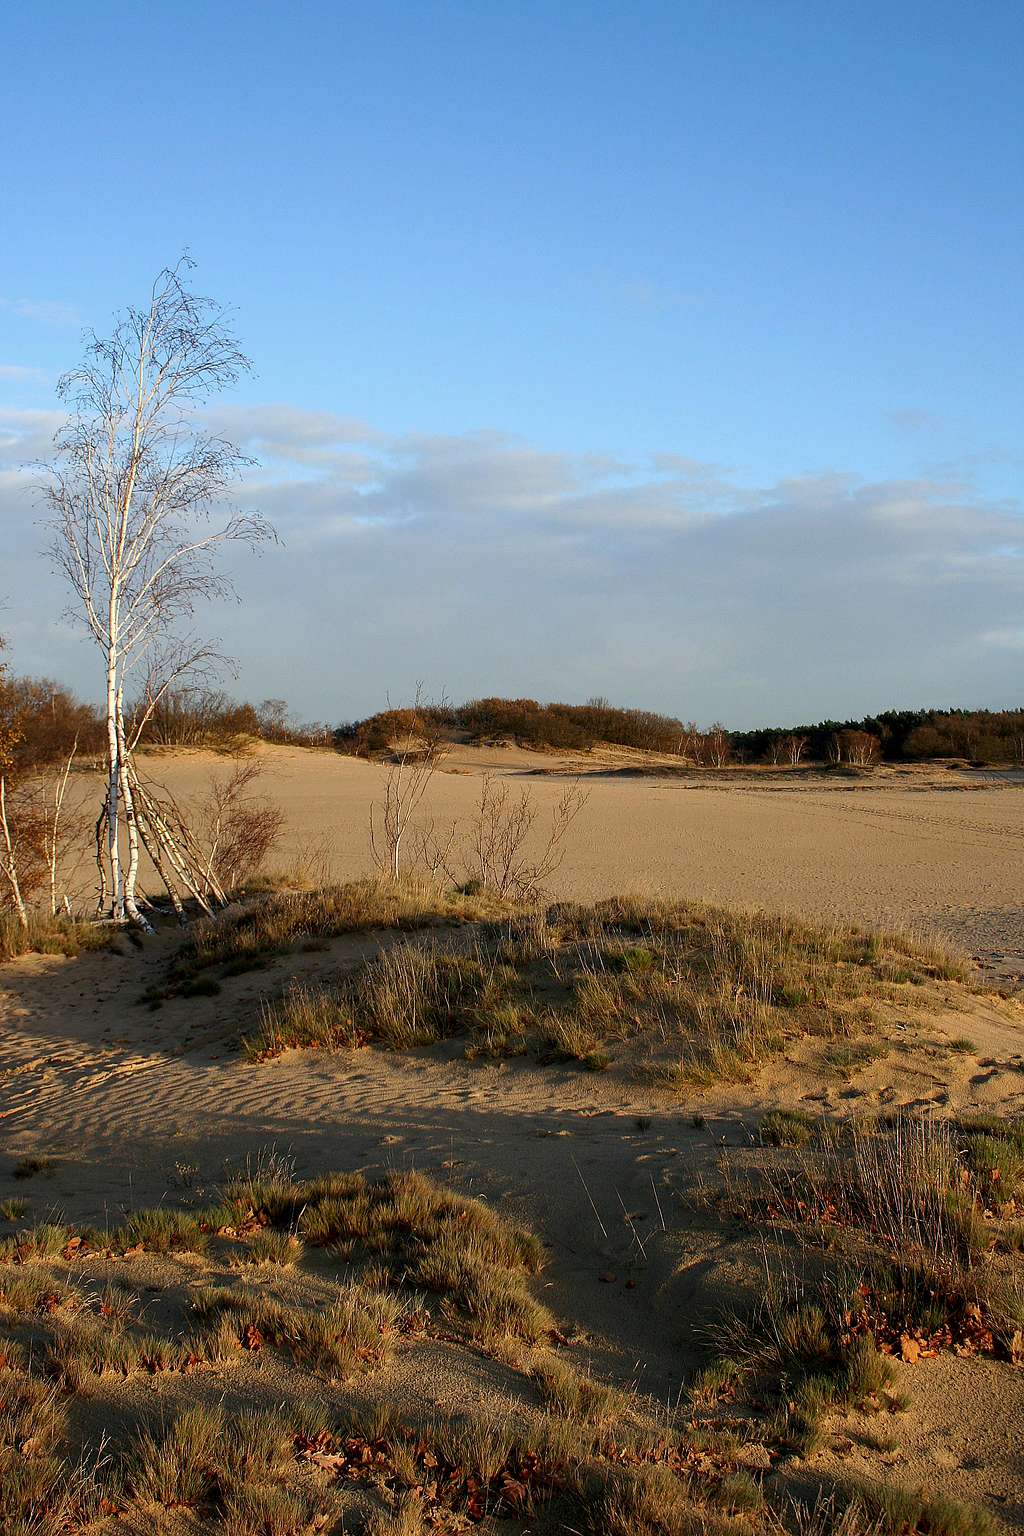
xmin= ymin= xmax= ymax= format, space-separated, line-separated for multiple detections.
xmin=2 ymin=919 xmax=1024 ymax=1523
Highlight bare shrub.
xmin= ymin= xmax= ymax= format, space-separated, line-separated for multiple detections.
xmin=0 ymin=774 xmax=85 ymax=925
xmin=194 ymin=759 xmax=285 ymax=895
xmin=140 ymin=687 xmax=260 ymax=747
xmin=0 ymin=647 xmax=89 ymax=927
xmin=369 ymin=691 xmax=449 ymax=881
xmin=705 ymin=723 xmax=732 ymax=768
xmin=453 ymin=774 xmax=587 ymax=900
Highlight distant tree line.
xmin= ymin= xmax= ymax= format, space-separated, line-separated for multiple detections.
xmin=3 ymin=669 xmax=1024 ymax=770
xmin=0 ymin=675 xmax=334 ymax=761
xmin=142 ymin=690 xmax=332 ymax=749
xmin=731 ymin=708 xmax=1024 ymax=767
xmin=337 ymin=697 xmax=696 ymax=755
xmin=342 ymin=700 xmax=1024 ymax=766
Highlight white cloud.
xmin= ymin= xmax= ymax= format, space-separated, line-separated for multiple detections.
xmin=0 ymin=365 xmax=48 ymax=385
xmin=0 ymin=399 xmax=1021 ymax=725
xmin=0 ymin=297 xmax=80 ymax=327
xmin=0 ymin=408 xmax=63 ymax=460
xmin=977 ymin=626 xmax=1024 ymax=652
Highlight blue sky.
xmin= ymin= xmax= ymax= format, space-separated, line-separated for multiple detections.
xmin=1 ymin=1 xmax=1022 ymax=726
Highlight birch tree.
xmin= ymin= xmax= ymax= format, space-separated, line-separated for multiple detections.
xmin=46 ymin=259 xmax=271 ymax=926
xmin=0 ymin=641 xmax=27 ymax=927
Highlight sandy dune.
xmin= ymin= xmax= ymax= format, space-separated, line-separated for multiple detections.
xmin=2 ymin=908 xmax=1024 ymax=1524
xmin=4 ymin=743 xmax=1024 ymax=1530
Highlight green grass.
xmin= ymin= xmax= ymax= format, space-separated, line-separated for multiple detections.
xmin=845 ymin=1478 xmax=1002 ymax=1536
xmin=701 ymin=1110 xmax=1024 ymax=1463
xmin=822 ymin=1039 xmax=890 ymax=1075
xmin=0 ymin=1161 xmax=611 ymax=1535
xmin=0 ymin=1180 xmax=1006 ymax=1536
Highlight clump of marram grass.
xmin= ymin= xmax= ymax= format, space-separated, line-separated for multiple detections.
xmin=721 ymin=1115 xmax=1000 ymax=1267
xmin=841 ymin=1478 xmax=1002 ymax=1536
xmin=12 ymin=1156 xmax=60 ymax=1182
xmin=0 ymin=1267 xmax=74 ymax=1315
xmin=113 ymin=1206 xmax=207 ymax=1254
xmin=241 ymin=1228 xmax=303 ymax=1266
xmin=0 ymin=1365 xmax=67 ymax=1453
xmin=246 ymin=941 xmax=522 ymax=1058
xmin=196 ymin=1162 xmax=550 ymax=1345
xmin=0 ymin=911 xmax=113 ymax=965
xmin=128 ymin=1402 xmax=331 ymax=1518
xmin=0 ymin=1162 xmax=567 ymax=1531
xmin=694 ymin=1112 xmax=1024 ymax=1460
xmin=167 ymin=876 xmax=517 ymax=988
xmin=532 ymin=1355 xmax=630 ymax=1425
xmin=196 ymin=1284 xmax=407 ymax=1376
xmin=536 ymin=1014 xmax=611 ymax=1070
xmin=694 ymin=1270 xmax=903 ymax=1453
xmin=759 ymin=1108 xmax=817 ymax=1147
xmin=957 ymin=1117 xmax=1024 ymax=1205
xmin=244 ymin=893 xmax=974 ymax=1085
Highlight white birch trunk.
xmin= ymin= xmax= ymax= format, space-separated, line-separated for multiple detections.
xmin=115 ymin=695 xmax=151 ymax=931
xmin=104 ymin=638 xmax=122 ymax=919
xmin=48 ymin=745 xmax=76 ymax=918
xmin=0 ymin=776 xmax=29 ymax=931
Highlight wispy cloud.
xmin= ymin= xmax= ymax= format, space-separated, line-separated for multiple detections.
xmin=0 ymin=297 xmax=80 ymax=327
xmin=884 ymin=407 xmax=942 ymax=434
xmin=0 ymin=364 xmax=48 ymax=385
xmin=0 ymin=400 xmax=1021 ymax=723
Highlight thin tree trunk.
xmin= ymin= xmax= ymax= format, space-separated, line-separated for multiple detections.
xmin=94 ymin=798 xmax=109 ymax=917
xmin=132 ymin=801 xmax=187 ymax=924
xmin=105 ymin=641 xmax=122 ymax=919
xmin=115 ymin=693 xmax=151 ymax=931
xmin=0 ymin=776 xmax=28 ymax=931
xmin=48 ymin=743 xmax=76 ymax=918
xmin=128 ymin=771 xmax=218 ymax=917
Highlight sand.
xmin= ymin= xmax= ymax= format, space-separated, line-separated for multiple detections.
xmin=3 ymin=742 xmax=1024 ymax=1528
xmin=103 ymin=742 xmax=1024 ymax=975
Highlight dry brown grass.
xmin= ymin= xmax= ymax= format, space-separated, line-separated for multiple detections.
xmin=691 ymin=1113 xmax=1024 ymax=1462
xmin=245 ymin=894 xmax=972 ymax=1085
xmin=1 ymin=1135 xmax=1008 ymax=1536
xmin=0 ymin=911 xmax=112 ymax=964
xmin=153 ymin=876 xmax=516 ymax=1000
xmin=0 ymin=1161 xmax=555 ymax=1530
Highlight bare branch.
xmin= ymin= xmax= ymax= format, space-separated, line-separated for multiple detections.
xmin=43 ymin=260 xmax=272 ymax=924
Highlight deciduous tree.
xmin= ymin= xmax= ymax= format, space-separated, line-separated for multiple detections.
xmin=46 ymin=258 xmax=271 ymax=925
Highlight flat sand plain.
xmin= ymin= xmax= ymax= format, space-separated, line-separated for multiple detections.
xmin=116 ymin=742 xmax=1024 ymax=977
